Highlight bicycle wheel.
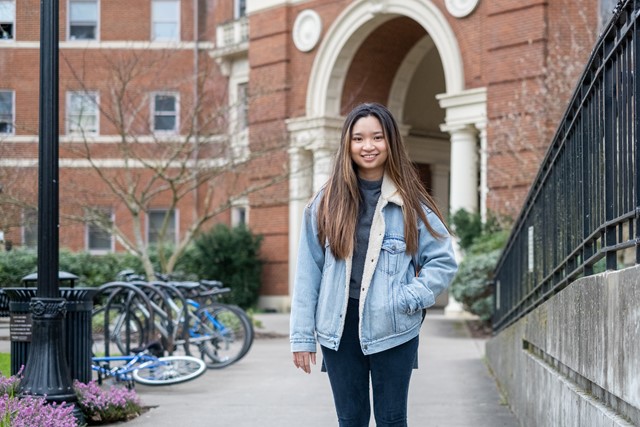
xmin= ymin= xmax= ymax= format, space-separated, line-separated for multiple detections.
xmin=132 ymin=355 xmax=206 ymax=386
xmin=92 ymin=304 xmax=147 ymax=356
xmin=191 ymin=303 xmax=254 ymax=369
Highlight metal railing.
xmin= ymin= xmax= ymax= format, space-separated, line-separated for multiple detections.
xmin=492 ymin=0 xmax=640 ymax=332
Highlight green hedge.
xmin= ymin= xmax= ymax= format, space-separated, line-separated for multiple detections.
xmin=449 ymin=210 xmax=510 ymax=323
xmin=0 ymin=249 xmax=142 ymax=288
xmin=0 ymin=225 xmax=264 ymax=309
xmin=177 ymin=224 xmax=264 ymax=309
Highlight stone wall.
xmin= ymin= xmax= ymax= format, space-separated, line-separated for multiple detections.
xmin=486 ymin=265 xmax=640 ymax=426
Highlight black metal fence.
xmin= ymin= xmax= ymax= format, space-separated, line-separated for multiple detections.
xmin=493 ymin=0 xmax=640 ymax=332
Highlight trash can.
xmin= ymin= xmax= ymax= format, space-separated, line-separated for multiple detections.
xmin=0 ymin=289 xmax=9 ymax=317
xmin=60 ymin=287 xmax=97 ymax=383
xmin=6 ymin=272 xmax=97 ymax=382
xmin=4 ymin=287 xmax=36 ymax=375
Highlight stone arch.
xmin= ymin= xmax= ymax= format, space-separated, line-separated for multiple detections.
xmin=306 ymin=0 xmax=465 ymax=117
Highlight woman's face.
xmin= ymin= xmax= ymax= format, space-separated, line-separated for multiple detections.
xmin=349 ymin=115 xmax=388 ymax=181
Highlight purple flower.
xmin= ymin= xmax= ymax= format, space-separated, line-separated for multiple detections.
xmin=74 ymin=380 xmax=141 ymax=423
xmin=0 ymin=394 xmax=77 ymax=427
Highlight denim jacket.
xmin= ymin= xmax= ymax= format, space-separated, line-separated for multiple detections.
xmin=290 ymin=174 xmax=458 ymax=355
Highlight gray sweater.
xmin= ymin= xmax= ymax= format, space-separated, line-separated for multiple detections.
xmin=349 ymin=177 xmax=383 ymax=299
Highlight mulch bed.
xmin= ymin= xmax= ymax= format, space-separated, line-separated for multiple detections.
xmin=465 ymin=319 xmax=493 ymax=339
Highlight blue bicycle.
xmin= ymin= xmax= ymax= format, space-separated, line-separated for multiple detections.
xmin=92 ymin=343 xmax=206 ymax=388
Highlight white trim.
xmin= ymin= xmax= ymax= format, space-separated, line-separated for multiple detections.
xmin=0 ymin=134 xmax=227 ymax=144
xmin=306 ymin=0 xmax=465 ymax=117
xmin=246 ymin=0 xmax=306 ymax=14
xmin=0 ymin=41 xmax=214 ymax=49
xmin=0 ymin=157 xmax=226 ymax=169
xmin=67 ymin=0 xmax=100 ymax=42
xmin=437 ymin=87 xmax=487 ymax=130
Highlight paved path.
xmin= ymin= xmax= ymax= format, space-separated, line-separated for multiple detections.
xmin=115 ymin=312 xmax=520 ymax=427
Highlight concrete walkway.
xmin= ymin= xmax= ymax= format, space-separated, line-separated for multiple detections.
xmin=114 ymin=311 xmax=520 ymax=427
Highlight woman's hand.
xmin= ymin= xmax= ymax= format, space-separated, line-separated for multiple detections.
xmin=293 ymin=351 xmax=316 ymax=374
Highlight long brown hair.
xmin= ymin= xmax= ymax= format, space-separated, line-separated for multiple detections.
xmin=317 ymin=102 xmax=449 ymax=259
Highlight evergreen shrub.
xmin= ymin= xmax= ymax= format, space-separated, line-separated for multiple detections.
xmin=449 ymin=210 xmax=510 ymax=323
xmin=178 ymin=224 xmax=264 ymax=309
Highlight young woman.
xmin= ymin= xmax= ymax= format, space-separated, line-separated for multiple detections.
xmin=290 ymin=102 xmax=458 ymax=427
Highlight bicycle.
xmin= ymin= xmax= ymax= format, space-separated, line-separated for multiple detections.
xmin=93 ymin=274 xmax=254 ymax=369
xmin=92 ymin=342 xmax=206 ymax=388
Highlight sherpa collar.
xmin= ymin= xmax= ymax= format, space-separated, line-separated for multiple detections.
xmin=381 ymin=172 xmax=404 ymax=206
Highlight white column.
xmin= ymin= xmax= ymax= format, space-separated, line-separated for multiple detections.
xmin=444 ymin=125 xmax=479 ymax=315
xmin=477 ymin=122 xmax=488 ymax=223
xmin=312 ymin=147 xmax=334 ymax=192
xmin=288 ymin=147 xmax=313 ymax=308
xmin=448 ymin=125 xmax=479 ymax=215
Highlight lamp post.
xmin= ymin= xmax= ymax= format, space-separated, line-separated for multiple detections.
xmin=17 ymin=0 xmax=80 ymax=418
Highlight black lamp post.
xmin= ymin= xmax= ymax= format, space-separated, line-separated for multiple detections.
xmin=17 ymin=0 xmax=80 ymax=417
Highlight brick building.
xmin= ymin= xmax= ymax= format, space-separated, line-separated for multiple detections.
xmin=0 ymin=0 xmax=614 ymax=311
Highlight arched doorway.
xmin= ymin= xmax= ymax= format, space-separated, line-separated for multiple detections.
xmin=287 ymin=0 xmax=485 ymax=311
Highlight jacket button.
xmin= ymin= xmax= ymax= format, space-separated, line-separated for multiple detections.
xmin=363 ymin=345 xmax=368 ymax=350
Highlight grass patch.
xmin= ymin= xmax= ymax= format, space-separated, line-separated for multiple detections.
xmin=0 ymin=353 xmax=11 ymax=376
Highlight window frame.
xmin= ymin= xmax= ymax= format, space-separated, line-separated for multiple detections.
xmin=22 ymin=208 xmax=37 ymax=249
xmin=0 ymin=0 xmax=15 ymax=41
xmin=231 ymin=198 xmax=249 ymax=228
xmin=86 ymin=207 xmax=114 ymax=254
xmin=0 ymin=90 xmax=15 ymax=135
xmin=151 ymin=0 xmax=180 ymax=42
xmin=236 ymin=82 xmax=249 ymax=132
xmin=146 ymin=209 xmax=178 ymax=246
xmin=67 ymin=0 xmax=99 ymax=41
xmin=66 ymin=91 xmax=99 ymax=136
xmin=234 ymin=0 xmax=246 ymax=19
xmin=151 ymin=92 xmax=179 ymax=134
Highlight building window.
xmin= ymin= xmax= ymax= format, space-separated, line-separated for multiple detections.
xmin=147 ymin=209 xmax=177 ymax=245
xmin=231 ymin=199 xmax=249 ymax=227
xmin=0 ymin=0 xmax=14 ymax=40
xmin=0 ymin=90 xmax=14 ymax=134
xmin=68 ymin=0 xmax=98 ymax=40
xmin=86 ymin=208 xmax=113 ymax=253
xmin=236 ymin=83 xmax=248 ymax=131
xmin=152 ymin=93 xmax=178 ymax=133
xmin=152 ymin=0 xmax=179 ymax=41
xmin=22 ymin=209 xmax=37 ymax=249
xmin=67 ymin=91 xmax=98 ymax=135
xmin=234 ymin=0 xmax=246 ymax=19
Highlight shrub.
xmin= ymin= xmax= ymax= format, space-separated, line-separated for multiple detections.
xmin=0 ymin=249 xmax=37 ymax=288
xmin=178 ymin=224 xmax=264 ymax=309
xmin=74 ymin=380 xmax=141 ymax=425
xmin=0 ymin=249 xmax=143 ymax=288
xmin=449 ymin=210 xmax=510 ymax=323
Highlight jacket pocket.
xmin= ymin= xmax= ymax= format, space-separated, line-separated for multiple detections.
xmin=375 ymin=236 xmax=406 ymax=276
xmin=393 ymin=283 xmax=421 ymax=332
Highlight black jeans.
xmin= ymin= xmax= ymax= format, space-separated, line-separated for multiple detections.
xmin=321 ymin=298 xmax=419 ymax=427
